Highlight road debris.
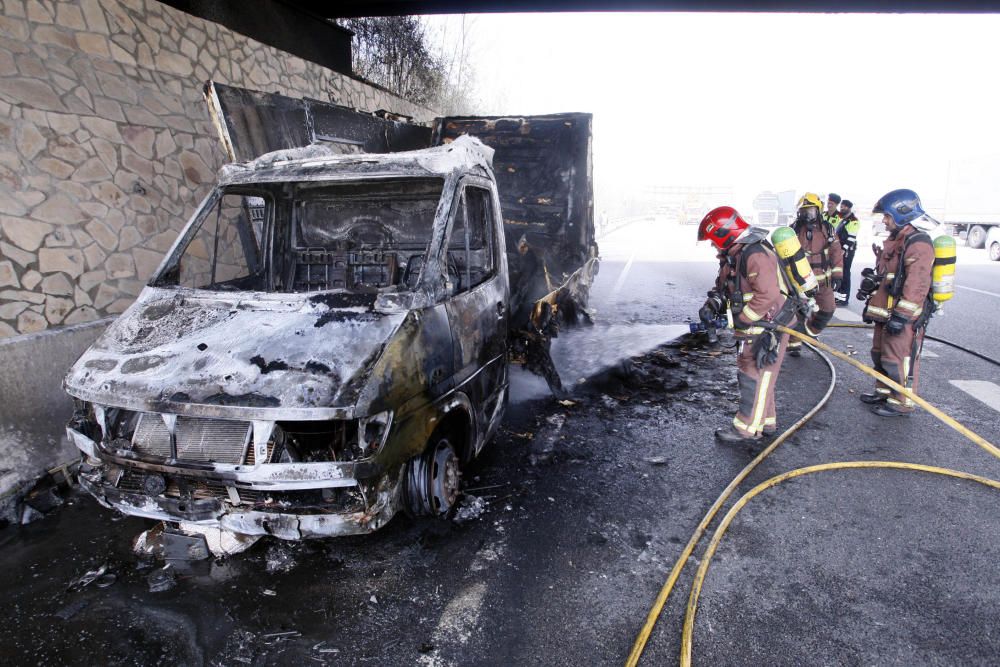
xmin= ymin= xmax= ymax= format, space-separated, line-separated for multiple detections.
xmin=453 ymin=495 xmax=487 ymax=524
xmin=68 ymin=563 xmax=110 ymax=590
xmin=265 ymin=544 xmax=298 ymax=574
xmin=313 ymin=641 xmax=339 ymax=654
xmin=147 ymin=564 xmax=176 ymax=593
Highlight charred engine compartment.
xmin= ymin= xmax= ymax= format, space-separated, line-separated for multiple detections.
xmin=70 ymin=402 xmax=389 ymax=519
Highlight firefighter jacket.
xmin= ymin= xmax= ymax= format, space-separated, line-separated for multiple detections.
xmin=715 ymin=241 xmax=788 ymax=337
xmin=792 ymin=219 xmax=844 ymax=284
xmin=864 ymin=225 xmax=935 ymax=323
xmin=836 ymin=213 xmax=861 ymax=252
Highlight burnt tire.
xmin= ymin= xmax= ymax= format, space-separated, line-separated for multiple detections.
xmin=403 ymin=436 xmax=461 ymax=518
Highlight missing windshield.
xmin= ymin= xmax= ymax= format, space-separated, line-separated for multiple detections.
xmin=154 ymin=190 xmax=269 ymax=291
xmin=291 ymin=178 xmax=443 ymax=292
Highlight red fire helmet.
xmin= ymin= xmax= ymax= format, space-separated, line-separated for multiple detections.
xmin=698 ymin=206 xmax=749 ymax=250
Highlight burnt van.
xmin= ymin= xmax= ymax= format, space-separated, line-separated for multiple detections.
xmin=65 ymin=85 xmax=596 ymax=543
xmin=64 ymin=136 xmax=515 ymax=539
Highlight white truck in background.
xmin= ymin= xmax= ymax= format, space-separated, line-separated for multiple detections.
xmin=752 ymin=190 xmax=796 ymax=227
xmin=942 ymin=155 xmax=1000 ymax=252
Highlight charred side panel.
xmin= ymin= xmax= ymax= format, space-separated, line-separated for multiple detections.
xmin=207 ymin=82 xmax=432 ymax=162
xmin=432 ymin=114 xmax=595 ymax=285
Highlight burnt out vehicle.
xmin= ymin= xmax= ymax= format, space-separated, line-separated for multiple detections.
xmin=65 ymin=136 xmax=512 ymax=539
xmin=64 ymin=84 xmax=596 ymax=542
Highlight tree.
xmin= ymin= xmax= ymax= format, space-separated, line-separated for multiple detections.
xmin=339 ymin=16 xmax=479 ymax=114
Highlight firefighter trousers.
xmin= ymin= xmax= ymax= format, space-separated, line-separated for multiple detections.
xmin=871 ymin=321 xmax=925 ymax=412
xmin=733 ymin=331 xmax=789 ymax=437
xmin=789 ymin=281 xmax=836 ymax=350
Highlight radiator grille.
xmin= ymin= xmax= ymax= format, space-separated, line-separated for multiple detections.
xmin=132 ymin=413 xmax=252 ymax=464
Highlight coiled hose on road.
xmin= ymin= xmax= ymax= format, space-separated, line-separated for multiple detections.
xmin=626 ymin=323 xmax=1000 ymax=667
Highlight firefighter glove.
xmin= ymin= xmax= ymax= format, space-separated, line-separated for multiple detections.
xmin=830 ymin=277 xmax=842 ymax=292
xmin=699 ymin=290 xmax=723 ymax=323
xmin=857 ymin=268 xmax=880 ymax=301
xmin=751 ymin=330 xmax=780 ymax=369
xmin=885 ymin=312 xmax=908 ymax=336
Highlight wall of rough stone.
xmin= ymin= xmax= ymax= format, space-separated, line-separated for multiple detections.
xmin=0 ymin=0 xmax=436 ymax=338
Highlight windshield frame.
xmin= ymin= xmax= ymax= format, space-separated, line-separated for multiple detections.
xmin=150 ymin=185 xmax=275 ymax=292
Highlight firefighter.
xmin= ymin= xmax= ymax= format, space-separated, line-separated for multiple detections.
xmin=858 ymin=189 xmax=935 ymax=417
xmin=835 ymin=199 xmax=861 ymax=305
xmin=698 ymin=207 xmax=798 ymax=444
xmin=787 ymin=192 xmax=844 ymax=356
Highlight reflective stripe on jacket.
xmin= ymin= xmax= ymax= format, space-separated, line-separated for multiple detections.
xmin=865 ymin=225 xmax=934 ymax=322
xmin=792 ymin=219 xmax=845 ymax=282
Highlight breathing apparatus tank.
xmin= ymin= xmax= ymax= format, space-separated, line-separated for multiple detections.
xmin=770 ymin=226 xmax=818 ymax=298
xmin=931 ymin=234 xmax=956 ymax=308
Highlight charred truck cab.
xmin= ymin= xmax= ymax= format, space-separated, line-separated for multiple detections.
xmin=65 ymin=136 xmax=511 ymax=539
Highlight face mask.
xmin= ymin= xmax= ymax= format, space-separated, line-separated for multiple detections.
xmin=798 ymin=207 xmax=820 ymax=225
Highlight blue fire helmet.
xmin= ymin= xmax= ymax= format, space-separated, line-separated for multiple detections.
xmin=873 ymin=189 xmax=924 ymax=226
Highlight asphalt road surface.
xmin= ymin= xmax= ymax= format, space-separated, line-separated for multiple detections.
xmin=1 ymin=217 xmax=999 ymax=666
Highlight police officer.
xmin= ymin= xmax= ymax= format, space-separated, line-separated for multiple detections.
xmin=858 ymin=189 xmax=935 ymax=417
xmin=698 ymin=207 xmax=798 ymax=444
xmin=787 ymin=192 xmax=844 ymax=356
xmin=825 ymin=193 xmax=843 ymax=227
xmin=835 ymin=199 xmax=861 ymax=305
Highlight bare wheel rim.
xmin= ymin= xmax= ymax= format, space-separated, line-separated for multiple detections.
xmin=428 ymin=438 xmax=460 ymax=515
xmin=405 ymin=436 xmax=461 ymax=517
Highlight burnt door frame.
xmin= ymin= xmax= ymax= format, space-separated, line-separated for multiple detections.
xmin=442 ymin=177 xmax=507 ymax=453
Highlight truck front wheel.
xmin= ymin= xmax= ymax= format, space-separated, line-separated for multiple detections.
xmin=989 ymin=241 xmax=1000 ymax=262
xmin=968 ymin=225 xmax=988 ymax=249
xmin=403 ymin=435 xmax=461 ymax=518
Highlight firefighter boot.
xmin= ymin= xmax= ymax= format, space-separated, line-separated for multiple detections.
xmin=859 ymin=391 xmax=888 ymax=404
xmin=715 ymin=426 xmax=760 ymax=445
xmin=871 ymin=403 xmax=911 ymax=418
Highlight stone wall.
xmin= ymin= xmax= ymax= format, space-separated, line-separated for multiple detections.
xmin=0 ymin=0 xmax=436 ymax=338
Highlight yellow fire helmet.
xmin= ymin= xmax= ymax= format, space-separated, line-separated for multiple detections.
xmin=797 ymin=192 xmax=823 ymax=210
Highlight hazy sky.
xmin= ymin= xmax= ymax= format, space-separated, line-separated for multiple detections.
xmin=426 ymin=12 xmax=1000 ymax=216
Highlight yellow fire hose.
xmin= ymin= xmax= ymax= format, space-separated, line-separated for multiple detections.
xmin=624 ymin=335 xmax=837 ymax=667
xmin=774 ymin=325 xmax=999 ymax=459
xmin=626 ymin=325 xmax=1000 ymax=667
xmin=680 ymin=462 xmax=1000 ymax=666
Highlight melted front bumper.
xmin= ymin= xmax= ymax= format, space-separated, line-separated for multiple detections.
xmin=70 ymin=427 xmax=399 ymax=539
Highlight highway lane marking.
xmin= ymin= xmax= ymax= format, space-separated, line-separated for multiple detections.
xmin=610 ymin=252 xmax=636 ymax=298
xmin=418 ymin=535 xmax=507 ymax=666
xmin=950 ymin=380 xmax=1000 ymax=413
xmin=956 ymin=285 xmax=1000 ymax=299
xmin=835 ymin=308 xmax=863 ymax=322
xmin=418 ymin=582 xmax=487 ymax=667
